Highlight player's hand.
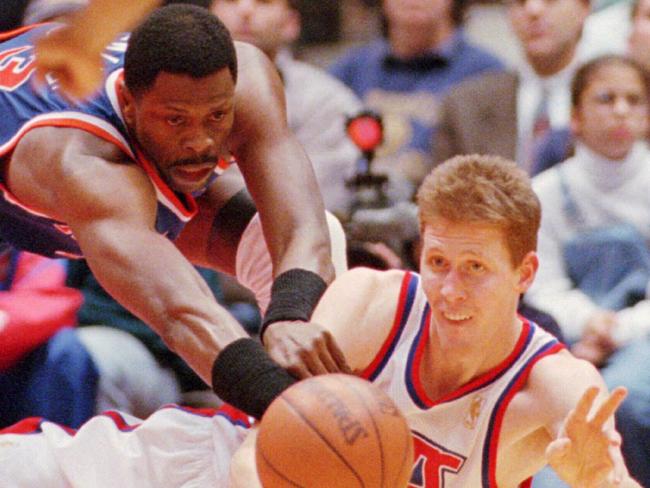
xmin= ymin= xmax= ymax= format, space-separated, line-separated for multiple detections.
xmin=547 ymin=386 xmax=629 ymax=487
xmin=262 ymin=320 xmax=352 ymax=379
xmin=34 ymin=26 xmax=104 ymax=101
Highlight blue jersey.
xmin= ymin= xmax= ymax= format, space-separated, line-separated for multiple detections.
xmin=0 ymin=24 xmax=229 ymax=258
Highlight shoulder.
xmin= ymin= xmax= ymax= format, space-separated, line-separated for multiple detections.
xmin=441 ymin=70 xmax=517 ymax=110
xmin=531 ymin=164 xmax=561 ymax=194
xmin=327 ymin=267 xmax=407 ymax=300
xmin=451 ymin=70 xmax=517 ymax=97
xmin=453 ymin=34 xmax=505 ymax=71
xmin=525 ymin=350 xmax=605 ymax=429
xmin=328 ymin=40 xmax=385 ymax=74
xmin=315 ymin=268 xmax=410 ymax=371
xmin=315 ymin=267 xmax=409 ymax=332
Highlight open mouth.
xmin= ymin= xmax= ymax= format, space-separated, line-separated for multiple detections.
xmin=442 ymin=312 xmax=472 ymax=322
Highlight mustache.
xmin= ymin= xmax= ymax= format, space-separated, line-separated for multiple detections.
xmin=171 ymin=154 xmax=219 ymax=167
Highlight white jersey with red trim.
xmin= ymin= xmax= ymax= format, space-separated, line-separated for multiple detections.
xmin=361 ymin=271 xmax=565 ymax=488
xmin=0 ymin=24 xmax=230 ymax=259
xmin=0 ymin=404 xmax=251 ymax=487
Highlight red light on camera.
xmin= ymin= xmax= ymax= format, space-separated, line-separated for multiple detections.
xmin=346 ymin=112 xmax=383 ymax=152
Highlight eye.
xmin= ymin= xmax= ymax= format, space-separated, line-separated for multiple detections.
xmin=166 ymin=115 xmax=185 ymax=126
xmin=467 ymin=261 xmax=486 ymax=273
xmin=210 ymin=111 xmax=226 ymax=122
xmin=627 ymin=94 xmax=647 ymax=107
xmin=428 ymin=255 xmax=446 ymax=270
xmin=593 ymin=91 xmax=615 ymax=105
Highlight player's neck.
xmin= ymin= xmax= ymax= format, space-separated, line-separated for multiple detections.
xmin=422 ymin=319 xmax=522 ymax=400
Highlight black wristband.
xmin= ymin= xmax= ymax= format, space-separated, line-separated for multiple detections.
xmin=211 ymin=338 xmax=297 ymax=419
xmin=260 ymin=268 xmax=328 ymax=343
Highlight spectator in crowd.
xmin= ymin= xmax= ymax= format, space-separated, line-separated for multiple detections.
xmin=212 ymin=0 xmax=363 ymax=216
xmin=328 ymin=0 xmax=503 ymax=267
xmin=525 ymin=55 xmax=650 ymax=486
xmin=434 ymin=0 xmax=592 ymax=175
xmin=0 ymin=245 xmax=91 ymax=428
xmin=329 ymin=0 xmax=504 ymax=193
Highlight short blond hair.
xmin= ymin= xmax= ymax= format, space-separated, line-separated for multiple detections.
xmin=417 ymin=154 xmax=540 ymax=266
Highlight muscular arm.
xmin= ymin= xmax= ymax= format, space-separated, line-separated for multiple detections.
xmin=8 ymin=127 xmax=248 ymax=384
xmin=227 ymin=43 xmax=334 ymax=283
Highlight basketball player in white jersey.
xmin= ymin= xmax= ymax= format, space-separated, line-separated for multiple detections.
xmin=231 ymin=154 xmax=640 ymax=487
xmin=0 ymin=155 xmax=637 ymax=487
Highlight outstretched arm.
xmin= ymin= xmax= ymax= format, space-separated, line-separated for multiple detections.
xmin=548 ymin=386 xmax=640 ymax=487
xmin=225 ymin=43 xmax=348 ymax=378
xmin=8 ymin=127 xmax=296 ymax=420
xmin=34 ymin=0 xmax=160 ymax=99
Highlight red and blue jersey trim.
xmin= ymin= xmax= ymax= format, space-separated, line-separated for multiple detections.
xmin=0 ymin=404 xmax=251 ymax=437
xmin=406 ymin=317 xmax=543 ymax=410
xmin=482 ymin=323 xmax=565 ymax=487
xmin=360 ymin=271 xmax=419 ymax=381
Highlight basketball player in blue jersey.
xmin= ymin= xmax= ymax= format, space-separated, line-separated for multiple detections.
xmin=0 ymin=4 xmax=351 ymax=421
xmin=0 ymin=155 xmax=639 ymax=487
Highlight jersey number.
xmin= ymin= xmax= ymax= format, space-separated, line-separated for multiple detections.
xmin=0 ymin=46 xmax=36 ymax=92
xmin=409 ymin=432 xmax=465 ymax=488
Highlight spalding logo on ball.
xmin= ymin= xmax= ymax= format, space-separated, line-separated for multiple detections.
xmin=256 ymin=374 xmax=414 ymax=487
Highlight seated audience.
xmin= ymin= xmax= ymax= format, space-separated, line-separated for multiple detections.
xmin=526 ymin=55 xmax=650 ymax=486
xmin=0 ymin=245 xmax=90 ymax=428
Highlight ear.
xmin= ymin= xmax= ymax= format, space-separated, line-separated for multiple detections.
xmin=516 ymin=251 xmax=538 ymax=294
xmin=281 ymin=8 xmax=301 ymax=44
xmin=119 ymin=80 xmax=137 ymax=127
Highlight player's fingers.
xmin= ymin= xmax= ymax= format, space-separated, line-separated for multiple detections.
xmin=324 ymin=333 xmax=352 ymax=374
xmin=573 ymin=385 xmax=600 ymax=420
xmin=316 ymin=342 xmax=342 ymax=374
xmin=285 ymin=360 xmax=313 ymax=380
xmin=592 ymin=387 xmax=627 ymax=429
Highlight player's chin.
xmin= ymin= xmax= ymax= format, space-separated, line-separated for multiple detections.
xmin=169 ymin=168 xmax=214 ymax=193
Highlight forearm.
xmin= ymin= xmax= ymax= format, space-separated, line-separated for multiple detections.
xmin=78 ymin=226 xmax=247 ymax=384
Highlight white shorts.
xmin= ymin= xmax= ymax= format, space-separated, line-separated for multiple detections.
xmin=0 ymin=405 xmax=251 ymax=488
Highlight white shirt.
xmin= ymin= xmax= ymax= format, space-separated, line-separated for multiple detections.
xmin=527 ymin=142 xmax=650 ymax=343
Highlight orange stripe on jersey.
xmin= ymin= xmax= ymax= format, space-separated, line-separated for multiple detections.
xmin=0 ymin=23 xmax=51 ymax=42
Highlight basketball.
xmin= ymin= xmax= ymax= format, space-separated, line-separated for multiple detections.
xmin=255 ymin=374 xmax=413 ymax=488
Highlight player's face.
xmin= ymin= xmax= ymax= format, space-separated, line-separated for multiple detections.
xmin=419 ymin=218 xmax=536 ymax=352
xmin=212 ymin=0 xmax=299 ymax=58
xmin=629 ymin=0 xmax=650 ymax=71
xmin=123 ymin=69 xmax=236 ymax=193
xmin=571 ymin=63 xmax=649 ymax=161
xmin=508 ymin=0 xmax=588 ymax=68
